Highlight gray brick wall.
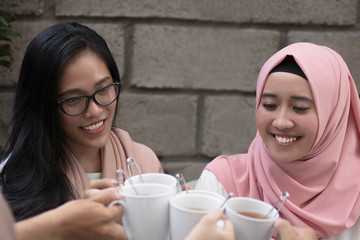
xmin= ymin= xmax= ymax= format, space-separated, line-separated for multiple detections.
xmin=1 ymin=0 xmax=359 ymax=181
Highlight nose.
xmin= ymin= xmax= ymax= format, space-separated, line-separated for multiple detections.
xmin=83 ymin=99 xmax=102 ymax=117
xmin=272 ymin=109 xmax=294 ymax=130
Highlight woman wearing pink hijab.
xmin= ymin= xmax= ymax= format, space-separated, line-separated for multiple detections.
xmin=196 ymin=42 xmax=360 ymax=239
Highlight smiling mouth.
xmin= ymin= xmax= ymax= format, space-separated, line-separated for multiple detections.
xmin=274 ymin=135 xmax=300 ymax=144
xmin=82 ymin=120 xmax=104 ymax=130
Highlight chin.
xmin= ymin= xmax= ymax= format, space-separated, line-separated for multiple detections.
xmin=97 ymin=137 xmax=109 ymax=148
xmin=87 ymin=134 xmax=109 ymax=148
xmin=274 ymin=159 xmax=293 ymax=164
xmin=269 ymin=153 xmax=294 ymax=164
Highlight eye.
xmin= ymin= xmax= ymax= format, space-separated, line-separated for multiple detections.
xmin=292 ymin=106 xmax=310 ymax=113
xmin=63 ymin=97 xmax=81 ymax=105
xmin=96 ymin=84 xmax=113 ymax=96
xmin=97 ymin=88 xmax=108 ymax=96
xmin=262 ymin=103 xmax=278 ymax=111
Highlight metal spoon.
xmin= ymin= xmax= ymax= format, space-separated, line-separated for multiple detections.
xmin=265 ymin=191 xmax=289 ymax=218
xmin=216 ymin=192 xmax=234 ymax=229
xmin=116 ymin=169 xmax=139 ymax=195
xmin=175 ymin=173 xmax=188 ymax=193
xmin=126 ymin=157 xmax=144 ymax=183
xmin=219 ymin=192 xmax=234 ymax=209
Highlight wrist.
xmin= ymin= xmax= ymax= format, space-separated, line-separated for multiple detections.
xmin=37 ymin=209 xmax=64 ymax=240
xmin=46 ymin=209 xmax=65 ymax=240
xmin=15 ymin=210 xmax=63 ymax=240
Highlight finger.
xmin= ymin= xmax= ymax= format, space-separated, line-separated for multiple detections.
xmin=274 ymin=218 xmax=293 ymax=238
xmin=84 ymin=188 xmax=101 ymax=199
xmin=84 ymin=187 xmax=119 ymax=199
xmin=274 ymin=218 xmax=291 ymax=230
xmin=90 ymin=178 xmax=119 ymax=189
xmin=113 ymin=223 xmax=128 ymax=240
xmin=206 ymin=210 xmax=226 ymax=221
xmin=223 ymin=219 xmax=234 ymax=232
xmin=108 ymin=203 xmax=124 ymax=221
xmin=202 ymin=210 xmax=226 ymax=226
xmin=104 ymin=223 xmax=127 ymax=240
xmin=294 ymin=226 xmax=317 ymax=240
xmin=92 ymin=189 xmax=123 ymax=205
xmin=184 ymin=184 xmax=194 ymax=190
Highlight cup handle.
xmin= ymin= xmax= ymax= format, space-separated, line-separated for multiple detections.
xmin=108 ymin=199 xmax=126 ymax=215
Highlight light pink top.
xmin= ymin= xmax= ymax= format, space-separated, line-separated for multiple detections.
xmin=206 ymin=42 xmax=360 ymax=238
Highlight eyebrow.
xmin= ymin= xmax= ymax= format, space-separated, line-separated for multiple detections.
xmin=58 ymin=76 xmax=112 ymax=98
xmin=261 ymin=93 xmax=314 ymax=102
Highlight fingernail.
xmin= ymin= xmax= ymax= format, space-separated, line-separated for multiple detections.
xmin=216 ymin=219 xmax=225 ymax=229
xmin=111 ymin=179 xmax=119 ymax=185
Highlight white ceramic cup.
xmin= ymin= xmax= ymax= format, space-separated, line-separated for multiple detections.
xmin=125 ymin=173 xmax=178 ymax=194
xmin=109 ymin=183 xmax=174 ymax=240
xmin=177 ymin=189 xmax=226 ymax=201
xmin=225 ymin=197 xmax=279 ymax=240
xmin=170 ymin=193 xmax=224 ymax=240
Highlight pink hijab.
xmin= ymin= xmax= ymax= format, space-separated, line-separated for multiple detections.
xmin=206 ymin=42 xmax=360 ymax=238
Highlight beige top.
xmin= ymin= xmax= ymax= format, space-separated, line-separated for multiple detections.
xmin=0 ymin=194 xmax=17 ymax=240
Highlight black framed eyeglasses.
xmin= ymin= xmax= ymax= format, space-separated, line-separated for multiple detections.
xmin=57 ymin=82 xmax=120 ymax=116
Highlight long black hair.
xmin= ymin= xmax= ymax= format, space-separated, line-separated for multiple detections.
xmin=0 ymin=22 xmax=120 ymax=221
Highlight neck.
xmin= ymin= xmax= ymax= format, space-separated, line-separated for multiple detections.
xmin=71 ymin=147 xmax=102 ymax=173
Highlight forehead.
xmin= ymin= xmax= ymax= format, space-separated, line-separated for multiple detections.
xmin=57 ymin=50 xmax=110 ymax=91
xmin=263 ymin=72 xmax=313 ymax=99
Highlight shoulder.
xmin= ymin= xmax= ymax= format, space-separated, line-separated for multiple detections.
xmin=196 ymin=169 xmax=229 ymax=198
xmin=206 ymin=153 xmax=247 ymax=171
xmin=112 ymin=128 xmax=156 ymax=157
xmin=203 ymin=153 xmax=249 ymax=195
xmin=112 ymin=128 xmax=163 ymax=173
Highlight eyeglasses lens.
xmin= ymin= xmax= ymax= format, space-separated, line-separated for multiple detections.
xmin=60 ymin=84 xmax=119 ymax=116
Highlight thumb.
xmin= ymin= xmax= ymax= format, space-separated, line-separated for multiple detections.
xmin=206 ymin=210 xmax=226 ymax=223
xmin=274 ymin=218 xmax=292 ymax=237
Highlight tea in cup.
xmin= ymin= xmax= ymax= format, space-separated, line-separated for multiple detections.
xmin=225 ymin=197 xmax=278 ymax=240
xmin=170 ymin=193 xmax=224 ymax=240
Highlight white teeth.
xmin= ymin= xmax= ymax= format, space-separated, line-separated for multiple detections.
xmin=275 ymin=135 xmax=297 ymax=143
xmin=83 ymin=121 xmax=103 ymax=130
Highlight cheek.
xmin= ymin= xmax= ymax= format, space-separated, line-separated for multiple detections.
xmin=300 ymin=115 xmax=319 ymax=141
xmin=107 ymin=102 xmax=117 ymax=119
xmin=57 ymin=111 xmax=75 ymax=131
xmin=255 ymin=108 xmax=271 ymax=131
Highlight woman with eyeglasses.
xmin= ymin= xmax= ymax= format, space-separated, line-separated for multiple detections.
xmin=0 ymin=22 xmax=163 ymax=222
